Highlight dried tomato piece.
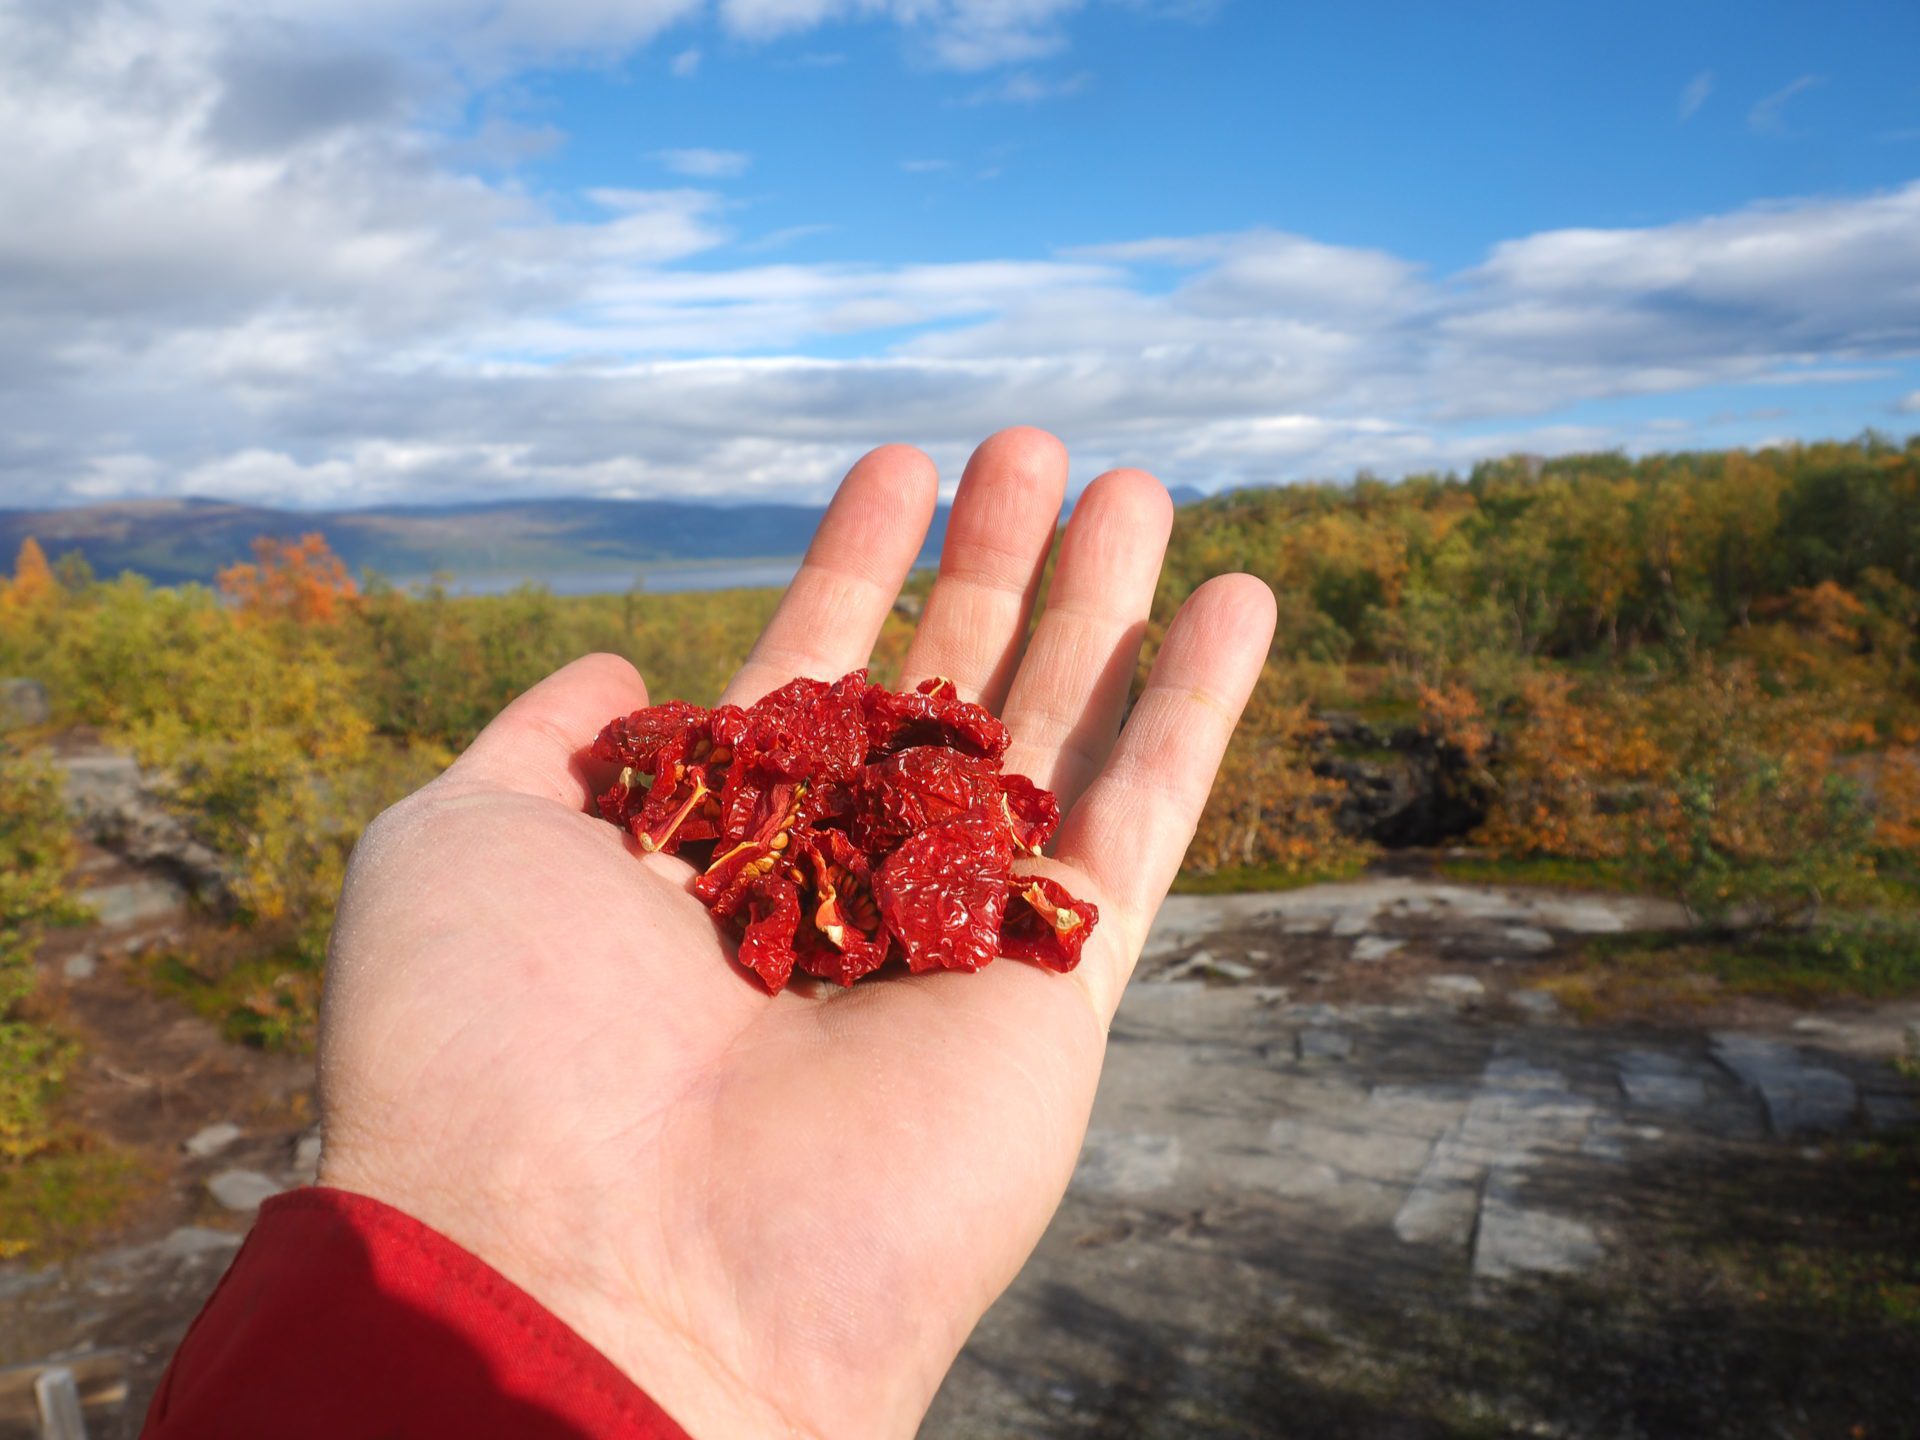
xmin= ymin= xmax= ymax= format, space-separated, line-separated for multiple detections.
xmin=740 ymin=671 xmax=871 ymax=782
xmin=862 ymin=678 xmax=1010 ymax=761
xmin=695 ymin=783 xmax=806 ymax=917
xmin=591 ymin=669 xmax=1095 ymax=992
xmin=997 ymin=772 xmax=1059 ymax=855
xmin=590 ymin=701 xmax=708 ymax=769
xmin=794 ymin=831 xmax=889 ymax=986
xmin=851 ymin=746 xmax=1001 ymax=854
xmin=1000 ymin=875 xmax=1098 ymax=972
xmin=875 ymin=818 xmax=1012 ymax=973
xmin=737 ymin=873 xmax=802 ymax=991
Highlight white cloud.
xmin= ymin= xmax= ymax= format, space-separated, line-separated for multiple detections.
xmin=900 ymin=158 xmax=951 ymax=172
xmin=651 ymin=147 xmax=751 ymax=177
xmin=1749 ymin=74 xmax=1826 ymax=134
xmin=959 ymin=68 xmax=1090 ymax=104
xmin=739 ymin=223 xmax=836 ymax=252
xmin=1898 ymin=390 xmax=1920 ymax=415
xmin=671 ymin=45 xmax=701 ymax=76
xmin=1678 ymin=70 xmax=1712 ymax=121
xmin=719 ymin=0 xmax=1085 ymax=69
xmin=3 ymin=0 xmax=1919 ymax=512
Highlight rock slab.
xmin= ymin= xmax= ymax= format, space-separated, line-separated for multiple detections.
xmin=207 ymin=1169 xmax=282 ymax=1213
xmin=1711 ymin=1032 xmax=1857 ymax=1136
xmin=184 ymin=1122 xmax=242 ymax=1159
xmin=0 ymin=677 xmax=49 ymax=731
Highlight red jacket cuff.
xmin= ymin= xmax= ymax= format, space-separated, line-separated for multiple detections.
xmin=142 ymin=1185 xmax=692 ymax=1439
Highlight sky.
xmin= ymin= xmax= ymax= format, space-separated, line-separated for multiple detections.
xmin=2 ymin=0 xmax=1919 ymax=510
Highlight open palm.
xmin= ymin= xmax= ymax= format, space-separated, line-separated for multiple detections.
xmin=317 ymin=430 xmax=1276 ymax=1439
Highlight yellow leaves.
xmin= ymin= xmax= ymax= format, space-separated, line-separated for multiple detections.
xmin=0 ymin=752 xmax=82 ymax=1167
xmin=0 ymin=538 xmax=55 ymax=613
xmin=1764 ymin=580 xmax=1869 ymax=651
xmin=1187 ymin=677 xmax=1370 ymax=879
xmin=1417 ymin=682 xmax=1491 ymax=764
xmin=1872 ymin=751 xmax=1920 ymax=852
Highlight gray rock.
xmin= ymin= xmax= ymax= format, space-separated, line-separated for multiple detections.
xmin=184 ymin=1122 xmax=243 ymax=1159
xmin=1711 ymin=1032 xmax=1858 ymax=1135
xmin=159 ymin=1226 xmax=243 ymax=1260
xmin=1285 ymin=1002 xmax=1346 ymax=1025
xmin=1863 ymin=1092 xmax=1917 ymax=1131
xmin=1261 ymin=1158 xmax=1342 ymax=1198
xmin=79 ymin=876 xmax=188 ymax=929
xmin=1425 ymin=974 xmax=1485 ymax=1001
xmin=62 ymin=950 xmax=98 ymax=982
xmin=1616 ymin=1050 xmax=1709 ymax=1112
xmin=1473 ymin=1170 xmax=1603 ymax=1279
xmin=0 ymin=677 xmax=49 ymax=731
xmin=207 ymin=1169 xmax=282 ymax=1212
xmin=1071 ymin=1131 xmax=1181 ymax=1197
xmin=1502 ymin=925 xmax=1555 ymax=953
xmin=1393 ymin=1126 xmax=1486 ymax=1247
xmin=58 ymin=746 xmax=234 ymax=907
xmin=1158 ymin=950 xmax=1256 ymax=983
xmin=1268 ymin=1118 xmax=1434 ymax=1184
xmin=1395 ymin=1057 xmax=1595 ymax=1252
xmin=1581 ymin=1116 xmax=1635 ymax=1162
xmin=1511 ymin=988 xmax=1562 ymax=1018
xmin=1297 ymin=1027 xmax=1354 ymax=1062
xmin=291 ymin=1129 xmax=323 ymax=1183
xmin=1351 ymin=935 xmax=1405 ymax=962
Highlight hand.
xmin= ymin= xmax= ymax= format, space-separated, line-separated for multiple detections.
xmin=317 ymin=430 xmax=1276 ymax=1439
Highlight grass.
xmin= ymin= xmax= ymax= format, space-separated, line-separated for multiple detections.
xmin=1435 ymin=852 xmax=1653 ymax=894
xmin=1251 ymin=1127 xmax=1920 ymax=1439
xmin=143 ymin=942 xmax=321 ymax=1052
xmin=1541 ymin=920 xmax=1920 ymax=1021
xmin=1171 ymin=856 xmax=1370 ymax=895
xmin=0 ymin=1140 xmax=157 ymax=1261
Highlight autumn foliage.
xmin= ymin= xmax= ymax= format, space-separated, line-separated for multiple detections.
xmin=2 ymin=434 xmax=1920 ymax=1050
xmin=218 ymin=533 xmax=359 ymax=624
xmin=0 ymin=539 xmax=55 ymax=612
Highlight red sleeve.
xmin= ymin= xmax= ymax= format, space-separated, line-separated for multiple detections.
xmin=141 ymin=1186 xmax=692 ymax=1439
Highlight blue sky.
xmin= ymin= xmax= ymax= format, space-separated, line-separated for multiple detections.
xmin=520 ymin=2 xmax=1919 ymax=268
xmin=1 ymin=0 xmax=1917 ymax=508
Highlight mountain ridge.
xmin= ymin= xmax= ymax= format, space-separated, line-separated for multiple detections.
xmin=0 ymin=487 xmax=1207 ymax=589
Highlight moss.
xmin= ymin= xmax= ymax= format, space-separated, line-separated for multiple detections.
xmin=0 ymin=1140 xmax=158 ymax=1260
xmin=1436 ymin=853 xmax=1652 ymax=894
xmin=1171 ymin=856 xmax=1370 ymax=895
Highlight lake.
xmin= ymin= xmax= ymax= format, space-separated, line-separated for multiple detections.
xmin=395 ymin=558 xmax=808 ymax=597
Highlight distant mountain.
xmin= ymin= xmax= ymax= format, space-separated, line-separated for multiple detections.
xmin=0 ymin=485 xmax=1210 ymax=592
xmin=0 ymin=497 xmax=942 ymax=591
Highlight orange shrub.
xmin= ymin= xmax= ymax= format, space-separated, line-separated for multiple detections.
xmin=218 ymin=534 xmax=359 ymax=625
xmin=0 ymin=538 xmax=55 ymax=612
xmin=1186 ymin=675 xmax=1369 ymax=878
xmin=1475 ymin=672 xmax=1660 ymax=859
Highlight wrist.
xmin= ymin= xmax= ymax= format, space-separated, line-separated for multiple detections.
xmin=314 ymin=1151 xmax=839 ymax=1440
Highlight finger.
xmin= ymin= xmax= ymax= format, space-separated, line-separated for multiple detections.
xmin=898 ymin=427 xmax=1068 ymax=710
xmin=1052 ymin=574 xmax=1276 ymax=1018
xmin=721 ymin=445 xmax=939 ymax=708
xmin=998 ymin=470 xmax=1174 ymax=812
xmin=449 ymin=652 xmax=650 ymax=809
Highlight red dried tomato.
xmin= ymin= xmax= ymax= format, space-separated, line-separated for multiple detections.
xmin=1000 ymin=875 xmax=1098 ymax=972
xmin=591 ymin=669 xmax=1099 ymax=993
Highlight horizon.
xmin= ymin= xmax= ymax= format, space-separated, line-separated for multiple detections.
xmin=4 ymin=0 xmax=1919 ymax=510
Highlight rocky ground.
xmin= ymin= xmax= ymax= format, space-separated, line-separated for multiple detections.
xmin=4 ymin=745 xmax=1918 ymax=1438
xmin=927 ymin=886 xmax=1920 ymax=1439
